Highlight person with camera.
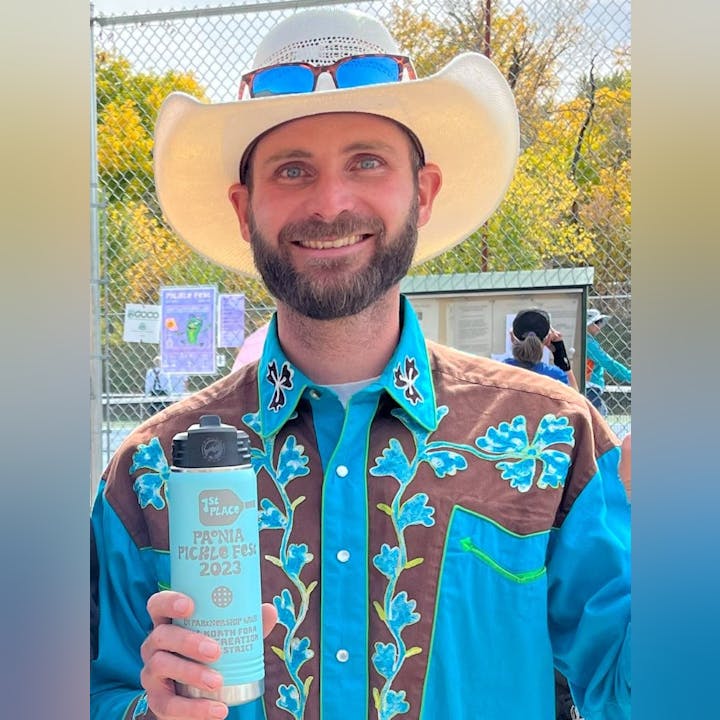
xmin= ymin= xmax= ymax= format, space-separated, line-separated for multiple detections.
xmin=504 ymin=308 xmax=579 ymax=390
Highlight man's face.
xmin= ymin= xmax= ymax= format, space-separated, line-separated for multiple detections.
xmin=588 ymin=321 xmax=603 ymax=336
xmin=229 ymin=113 xmax=441 ymax=319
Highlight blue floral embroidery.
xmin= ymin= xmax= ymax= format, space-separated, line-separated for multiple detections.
xmin=130 ymin=437 xmax=170 ymax=510
xmin=267 ymin=360 xmax=294 ymax=412
xmin=475 ymin=414 xmax=575 ymax=492
xmin=392 ymin=356 xmax=423 ymax=405
xmin=243 ymin=410 xmax=314 ymax=720
xmin=369 ymin=406 xmax=448 ymax=720
xmin=369 ymin=407 xmax=574 ymax=718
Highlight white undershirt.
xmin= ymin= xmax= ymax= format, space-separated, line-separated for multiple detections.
xmin=320 ymin=376 xmax=381 ymax=408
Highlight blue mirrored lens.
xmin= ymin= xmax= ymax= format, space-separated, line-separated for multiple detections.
xmin=252 ymin=65 xmax=315 ymax=96
xmin=335 ymin=56 xmax=399 ymax=88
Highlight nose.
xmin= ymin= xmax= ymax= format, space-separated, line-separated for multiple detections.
xmin=304 ymin=171 xmax=357 ymax=222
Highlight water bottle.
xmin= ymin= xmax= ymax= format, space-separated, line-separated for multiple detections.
xmin=168 ymin=414 xmax=264 ymax=705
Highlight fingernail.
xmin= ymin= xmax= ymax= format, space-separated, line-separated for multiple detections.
xmin=173 ymin=597 xmax=190 ymax=613
xmin=199 ymin=639 xmax=219 ymax=658
xmin=209 ymin=703 xmax=228 ymax=718
xmin=202 ymin=670 xmax=222 ymax=689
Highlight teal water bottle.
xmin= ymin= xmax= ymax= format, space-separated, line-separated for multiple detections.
xmin=168 ymin=414 xmax=264 ymax=705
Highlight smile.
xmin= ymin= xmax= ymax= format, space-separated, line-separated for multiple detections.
xmin=296 ymin=234 xmax=371 ymax=250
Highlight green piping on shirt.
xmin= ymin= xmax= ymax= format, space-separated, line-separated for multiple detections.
xmin=459 ymin=536 xmax=546 ymax=584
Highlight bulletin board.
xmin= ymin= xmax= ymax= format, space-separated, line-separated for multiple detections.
xmin=400 ymin=269 xmax=593 ymax=389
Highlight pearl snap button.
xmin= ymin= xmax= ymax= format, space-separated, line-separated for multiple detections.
xmin=336 ymin=550 xmax=350 ymax=563
xmin=336 ymin=465 xmax=349 ymax=477
xmin=336 ymin=649 xmax=349 ymax=662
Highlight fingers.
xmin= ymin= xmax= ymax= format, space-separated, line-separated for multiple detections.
xmin=141 ymin=621 xmax=221 ymax=667
xmin=262 ymin=602 xmax=278 ymax=638
xmin=142 ymin=591 xmax=227 ymax=719
xmin=141 ymin=653 xmax=227 ymax=719
xmin=146 ymin=590 xmax=195 ymax=627
xmin=139 ymin=593 xmax=278 ymax=719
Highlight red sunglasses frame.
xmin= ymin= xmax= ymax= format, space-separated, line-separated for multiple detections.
xmin=238 ymin=53 xmax=417 ymax=99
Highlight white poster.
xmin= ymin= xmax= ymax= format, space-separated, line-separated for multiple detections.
xmin=123 ymin=303 xmax=161 ymax=343
xmin=445 ymin=300 xmax=492 ymax=356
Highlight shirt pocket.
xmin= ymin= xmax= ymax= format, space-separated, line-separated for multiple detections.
xmin=422 ymin=504 xmax=554 ymax=719
xmin=451 ymin=505 xmax=548 ymax=585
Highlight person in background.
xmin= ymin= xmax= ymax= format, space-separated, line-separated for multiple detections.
xmin=91 ymin=9 xmax=630 ymax=720
xmin=143 ymin=356 xmax=172 ymax=416
xmin=504 ymin=308 xmax=579 ymax=390
xmin=585 ymin=308 xmax=631 ymax=416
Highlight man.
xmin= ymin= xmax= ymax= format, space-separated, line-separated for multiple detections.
xmin=144 ymin=356 xmax=173 ymax=416
xmin=585 ymin=308 xmax=632 ymax=417
xmin=91 ymin=8 xmax=630 ymax=720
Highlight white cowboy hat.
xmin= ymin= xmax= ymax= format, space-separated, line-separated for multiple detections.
xmin=153 ymin=7 xmax=520 ymax=278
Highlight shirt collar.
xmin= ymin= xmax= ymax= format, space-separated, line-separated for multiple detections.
xmin=256 ymin=296 xmax=438 ymax=438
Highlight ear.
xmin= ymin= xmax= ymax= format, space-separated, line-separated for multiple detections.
xmin=228 ymin=183 xmax=252 ymax=243
xmin=416 ymin=162 xmax=442 ymax=228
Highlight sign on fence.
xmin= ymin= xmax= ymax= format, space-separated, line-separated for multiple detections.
xmin=160 ymin=285 xmax=217 ymax=374
xmin=217 ymin=293 xmax=245 ymax=348
xmin=123 ymin=303 xmax=161 ymax=343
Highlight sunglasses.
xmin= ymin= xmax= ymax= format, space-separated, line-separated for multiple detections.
xmin=239 ymin=53 xmax=417 ymax=99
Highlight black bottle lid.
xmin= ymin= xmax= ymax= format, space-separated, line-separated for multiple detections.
xmin=172 ymin=414 xmax=251 ymax=469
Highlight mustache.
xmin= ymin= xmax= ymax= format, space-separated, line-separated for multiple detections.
xmin=277 ymin=211 xmax=386 ymax=245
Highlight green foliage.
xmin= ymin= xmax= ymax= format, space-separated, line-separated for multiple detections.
xmin=96 ymin=51 xmax=274 ymax=392
xmin=394 ymin=1 xmax=630 ymax=284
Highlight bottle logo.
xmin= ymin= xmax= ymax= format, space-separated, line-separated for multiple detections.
xmin=211 ymin=585 xmax=234 ymax=608
xmin=198 ymin=489 xmax=243 ymax=526
xmin=200 ymin=437 xmax=225 ymax=463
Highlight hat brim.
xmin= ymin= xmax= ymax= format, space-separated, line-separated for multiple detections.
xmin=153 ymin=53 xmax=519 ymax=278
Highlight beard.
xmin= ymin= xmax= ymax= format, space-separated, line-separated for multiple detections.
xmin=247 ymin=200 xmax=419 ymax=320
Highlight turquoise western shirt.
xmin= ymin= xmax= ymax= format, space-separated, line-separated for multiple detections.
xmin=92 ymin=297 xmax=631 ymax=720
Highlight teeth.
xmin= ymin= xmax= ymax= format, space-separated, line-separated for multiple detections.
xmin=298 ymin=235 xmax=364 ymax=249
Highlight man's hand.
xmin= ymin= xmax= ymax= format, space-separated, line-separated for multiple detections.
xmin=140 ymin=591 xmax=278 ymax=719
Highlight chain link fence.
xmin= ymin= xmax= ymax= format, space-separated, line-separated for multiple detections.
xmin=90 ymin=0 xmax=631 ymax=478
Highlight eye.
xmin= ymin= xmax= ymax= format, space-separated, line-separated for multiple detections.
xmin=353 ymin=156 xmax=383 ymax=170
xmin=278 ymin=165 xmax=302 ymax=178
xmin=276 ymin=164 xmax=309 ymax=180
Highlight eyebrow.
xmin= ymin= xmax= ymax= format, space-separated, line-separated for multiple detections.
xmin=341 ymin=140 xmax=398 ymax=155
xmin=261 ymin=140 xmax=399 ymax=166
xmin=261 ymin=149 xmax=313 ymax=165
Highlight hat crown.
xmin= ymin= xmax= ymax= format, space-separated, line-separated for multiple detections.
xmin=513 ymin=309 xmax=550 ymax=340
xmin=253 ymin=8 xmax=400 ymax=67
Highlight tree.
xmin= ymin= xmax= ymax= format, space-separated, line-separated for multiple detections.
xmin=96 ymin=50 xmax=275 ymax=308
xmin=390 ymin=1 xmax=586 ymax=139
xmin=391 ymin=2 xmax=629 ymax=282
xmin=95 ymin=51 xmax=274 ymax=392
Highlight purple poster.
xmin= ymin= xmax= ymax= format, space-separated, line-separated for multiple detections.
xmin=218 ymin=294 xmax=246 ymax=348
xmin=160 ymin=285 xmax=217 ymax=375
